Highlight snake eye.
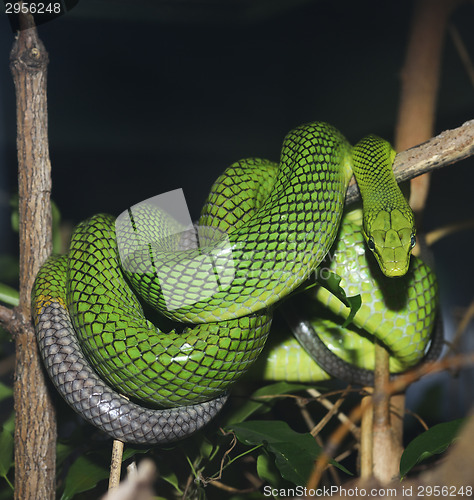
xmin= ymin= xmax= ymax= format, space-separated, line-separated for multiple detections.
xmin=410 ymin=234 xmax=416 ymax=249
xmin=367 ymin=237 xmax=375 ymax=251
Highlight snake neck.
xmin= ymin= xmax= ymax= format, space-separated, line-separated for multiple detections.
xmin=351 ymin=135 xmax=416 ymax=277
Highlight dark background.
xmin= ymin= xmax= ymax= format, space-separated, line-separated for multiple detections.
xmin=0 ymin=0 xmax=473 ymax=419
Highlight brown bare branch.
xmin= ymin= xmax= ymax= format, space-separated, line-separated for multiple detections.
xmin=108 ymin=440 xmax=125 ymax=491
xmin=9 ymin=14 xmax=56 ymax=499
xmin=371 ymin=345 xmax=402 ymax=483
xmin=345 ymin=119 xmax=474 ymax=204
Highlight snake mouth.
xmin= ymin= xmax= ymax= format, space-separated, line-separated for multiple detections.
xmin=381 ymin=265 xmax=409 ymax=278
xmin=374 ymin=254 xmax=411 ymax=278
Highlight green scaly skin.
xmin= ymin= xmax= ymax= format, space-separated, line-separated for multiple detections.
xmin=352 ymin=135 xmax=416 ymax=276
xmin=66 ymin=214 xmax=272 ymax=407
xmin=256 ymin=212 xmax=438 ymax=382
xmin=32 ymin=121 xmax=438 ymax=442
xmin=120 ymin=123 xmax=354 ymax=323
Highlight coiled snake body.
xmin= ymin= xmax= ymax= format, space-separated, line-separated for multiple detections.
xmin=32 ymin=122 xmax=438 ymax=444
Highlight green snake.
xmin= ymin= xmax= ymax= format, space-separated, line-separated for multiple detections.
xmin=32 ymin=122 xmax=439 ymax=444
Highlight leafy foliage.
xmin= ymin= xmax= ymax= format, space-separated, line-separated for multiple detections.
xmin=227 ymin=420 xmax=352 ymax=485
xmin=400 ymin=419 xmax=465 ymax=478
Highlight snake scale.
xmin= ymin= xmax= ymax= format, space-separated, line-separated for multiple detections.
xmin=32 ymin=122 xmax=439 ymax=444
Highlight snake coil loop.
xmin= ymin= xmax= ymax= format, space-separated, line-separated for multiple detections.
xmin=32 ymin=122 xmax=439 ymax=443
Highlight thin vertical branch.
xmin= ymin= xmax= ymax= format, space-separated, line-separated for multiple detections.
xmin=371 ymin=346 xmax=401 ymax=483
xmin=108 ymin=440 xmax=125 ymax=490
xmin=359 ymin=394 xmax=373 ymax=478
xmin=9 ymin=12 xmax=56 ymax=499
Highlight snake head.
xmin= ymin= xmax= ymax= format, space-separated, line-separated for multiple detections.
xmin=363 ymin=207 xmax=416 ymax=277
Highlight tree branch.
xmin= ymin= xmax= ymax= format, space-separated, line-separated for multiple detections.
xmin=9 ymin=12 xmax=57 ymax=499
xmin=0 ymin=304 xmax=16 ymax=331
xmin=345 ymin=118 xmax=474 ymax=204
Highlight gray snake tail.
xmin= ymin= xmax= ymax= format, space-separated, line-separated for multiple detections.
xmin=35 ymin=298 xmax=228 ymax=444
xmin=283 ymin=305 xmax=444 ymax=387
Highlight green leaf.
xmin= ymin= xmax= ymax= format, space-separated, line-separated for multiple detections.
xmin=56 ymin=442 xmax=74 ymax=470
xmin=0 ymin=284 xmax=19 ymax=307
xmin=314 ymin=270 xmax=361 ymax=327
xmin=0 ymin=382 xmax=13 ymax=402
xmin=400 ymin=419 xmax=465 ymax=478
xmin=267 ymin=440 xmax=314 ymax=485
xmin=225 ymin=382 xmax=309 ymax=425
xmin=2 ymin=412 xmax=15 ymax=434
xmin=0 ymin=256 xmax=19 ymax=284
xmin=198 ymin=437 xmax=214 ymax=461
xmin=0 ymin=428 xmax=14 ymax=485
xmin=51 ymin=200 xmax=63 ymax=254
xmin=158 ymin=462 xmax=183 ymax=494
xmin=122 ymin=446 xmax=150 ymax=462
xmin=10 ymin=212 xmax=18 ymax=234
xmin=228 ymin=420 xmax=352 ymax=485
xmin=60 ymin=455 xmax=109 ymax=500
xmin=257 ymin=451 xmax=282 ymax=487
